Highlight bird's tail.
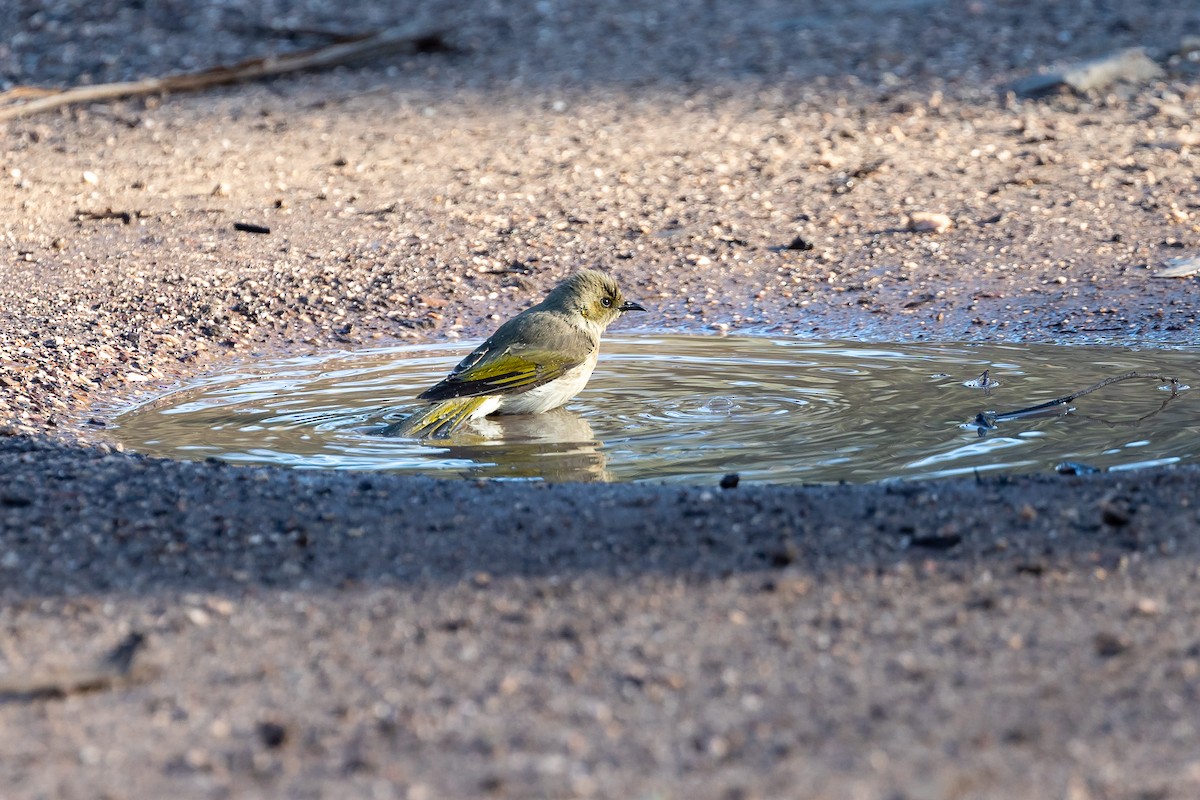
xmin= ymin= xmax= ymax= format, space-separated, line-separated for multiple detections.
xmin=382 ymin=397 xmax=491 ymax=439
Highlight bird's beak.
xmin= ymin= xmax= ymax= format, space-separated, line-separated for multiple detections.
xmin=619 ymin=300 xmax=646 ymax=313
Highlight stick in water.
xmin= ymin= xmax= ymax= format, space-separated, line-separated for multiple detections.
xmin=973 ymin=371 xmax=1181 ymax=430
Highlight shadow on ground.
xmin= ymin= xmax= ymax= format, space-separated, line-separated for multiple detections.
xmin=1 ymin=435 xmax=1194 ymax=599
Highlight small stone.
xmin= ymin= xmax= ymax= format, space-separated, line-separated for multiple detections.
xmin=1100 ymin=497 xmax=1132 ymax=527
xmin=185 ymin=607 xmax=211 ymax=627
xmin=1133 ymin=598 xmax=1161 ymax=616
xmin=1056 ymin=461 xmax=1100 ymax=476
xmin=211 ymin=182 xmax=231 ymax=197
xmin=207 ymin=598 xmax=236 ymax=616
xmin=1093 ymin=631 xmax=1130 ymax=658
xmin=257 ymin=721 xmax=288 ymax=749
xmin=768 ymin=541 xmax=798 ymax=567
xmin=719 ymin=473 xmax=739 ymax=489
xmin=82 ymin=170 xmax=99 ymax=185
xmin=905 ymin=212 xmax=952 ymax=234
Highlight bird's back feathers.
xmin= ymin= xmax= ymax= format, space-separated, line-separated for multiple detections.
xmin=418 ymin=310 xmax=597 ymax=402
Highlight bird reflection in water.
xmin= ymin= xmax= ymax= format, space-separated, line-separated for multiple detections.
xmin=403 ymin=406 xmax=609 ymax=483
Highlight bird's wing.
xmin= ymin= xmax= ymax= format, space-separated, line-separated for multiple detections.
xmin=418 ymin=312 xmax=596 ymax=401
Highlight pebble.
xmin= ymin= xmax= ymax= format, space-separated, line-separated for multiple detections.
xmin=185 ymin=607 xmax=211 ymax=627
xmin=257 ymin=721 xmax=288 ymax=749
xmin=1133 ymin=598 xmax=1161 ymax=616
xmin=1093 ymin=632 xmax=1130 ymax=658
xmin=1056 ymin=461 xmax=1100 ymax=476
xmin=905 ymin=212 xmax=953 ymax=234
xmin=1100 ymin=497 xmax=1132 ymax=527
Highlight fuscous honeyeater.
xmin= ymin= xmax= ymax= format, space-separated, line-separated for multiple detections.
xmin=388 ymin=270 xmax=645 ymax=438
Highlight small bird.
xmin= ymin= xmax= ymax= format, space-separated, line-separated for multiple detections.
xmin=388 ymin=269 xmax=645 ymax=438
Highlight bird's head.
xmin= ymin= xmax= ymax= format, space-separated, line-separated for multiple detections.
xmin=544 ymin=269 xmax=646 ymax=330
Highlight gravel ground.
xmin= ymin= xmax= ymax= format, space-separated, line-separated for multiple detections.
xmin=2 ymin=1 xmax=1200 ymax=798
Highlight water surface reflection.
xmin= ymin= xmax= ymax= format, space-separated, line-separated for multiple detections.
xmin=109 ymin=336 xmax=1199 ymax=485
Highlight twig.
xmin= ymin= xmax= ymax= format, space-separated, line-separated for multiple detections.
xmin=0 ymin=632 xmax=149 ymax=701
xmin=75 ymin=208 xmax=140 ymax=225
xmin=222 ymin=23 xmax=366 ymax=43
xmin=0 ymin=25 xmax=448 ymax=121
xmin=358 ymin=202 xmax=399 ymax=216
xmin=973 ymin=371 xmax=1180 ymax=430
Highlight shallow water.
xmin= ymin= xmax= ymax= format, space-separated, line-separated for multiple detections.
xmin=109 ymin=335 xmax=1199 ymax=485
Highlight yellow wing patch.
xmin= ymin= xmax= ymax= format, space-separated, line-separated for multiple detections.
xmin=419 ymin=348 xmax=576 ymax=401
xmin=382 ymin=396 xmax=492 ymax=439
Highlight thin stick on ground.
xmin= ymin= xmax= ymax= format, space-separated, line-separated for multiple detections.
xmin=0 ymin=25 xmax=448 ymax=122
xmin=0 ymin=632 xmax=149 ymax=701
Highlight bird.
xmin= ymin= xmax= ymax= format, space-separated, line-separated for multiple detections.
xmin=386 ymin=269 xmax=645 ymax=438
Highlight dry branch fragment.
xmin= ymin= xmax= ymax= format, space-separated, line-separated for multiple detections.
xmin=0 ymin=632 xmax=149 ymax=701
xmin=0 ymin=25 xmax=447 ymax=122
xmin=234 ymin=222 xmax=272 ymax=235
xmin=1154 ymin=256 xmax=1200 ymax=279
xmin=75 ymin=208 xmax=139 ymax=225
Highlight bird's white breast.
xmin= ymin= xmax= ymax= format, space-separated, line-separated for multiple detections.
xmin=496 ymin=352 xmax=598 ymax=415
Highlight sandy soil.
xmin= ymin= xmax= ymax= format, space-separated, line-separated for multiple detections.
xmin=2 ymin=1 xmax=1200 ymax=798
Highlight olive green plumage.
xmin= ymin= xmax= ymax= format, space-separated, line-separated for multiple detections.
xmin=387 ymin=270 xmax=645 ymax=438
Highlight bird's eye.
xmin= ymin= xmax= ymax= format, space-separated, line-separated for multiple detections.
xmin=601 ymin=297 xmax=613 ymax=308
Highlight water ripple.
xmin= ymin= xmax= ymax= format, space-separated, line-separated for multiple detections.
xmin=110 ymin=335 xmax=1200 ymax=485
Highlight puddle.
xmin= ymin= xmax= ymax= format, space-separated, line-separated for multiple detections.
xmin=107 ymin=335 xmax=1198 ymax=485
